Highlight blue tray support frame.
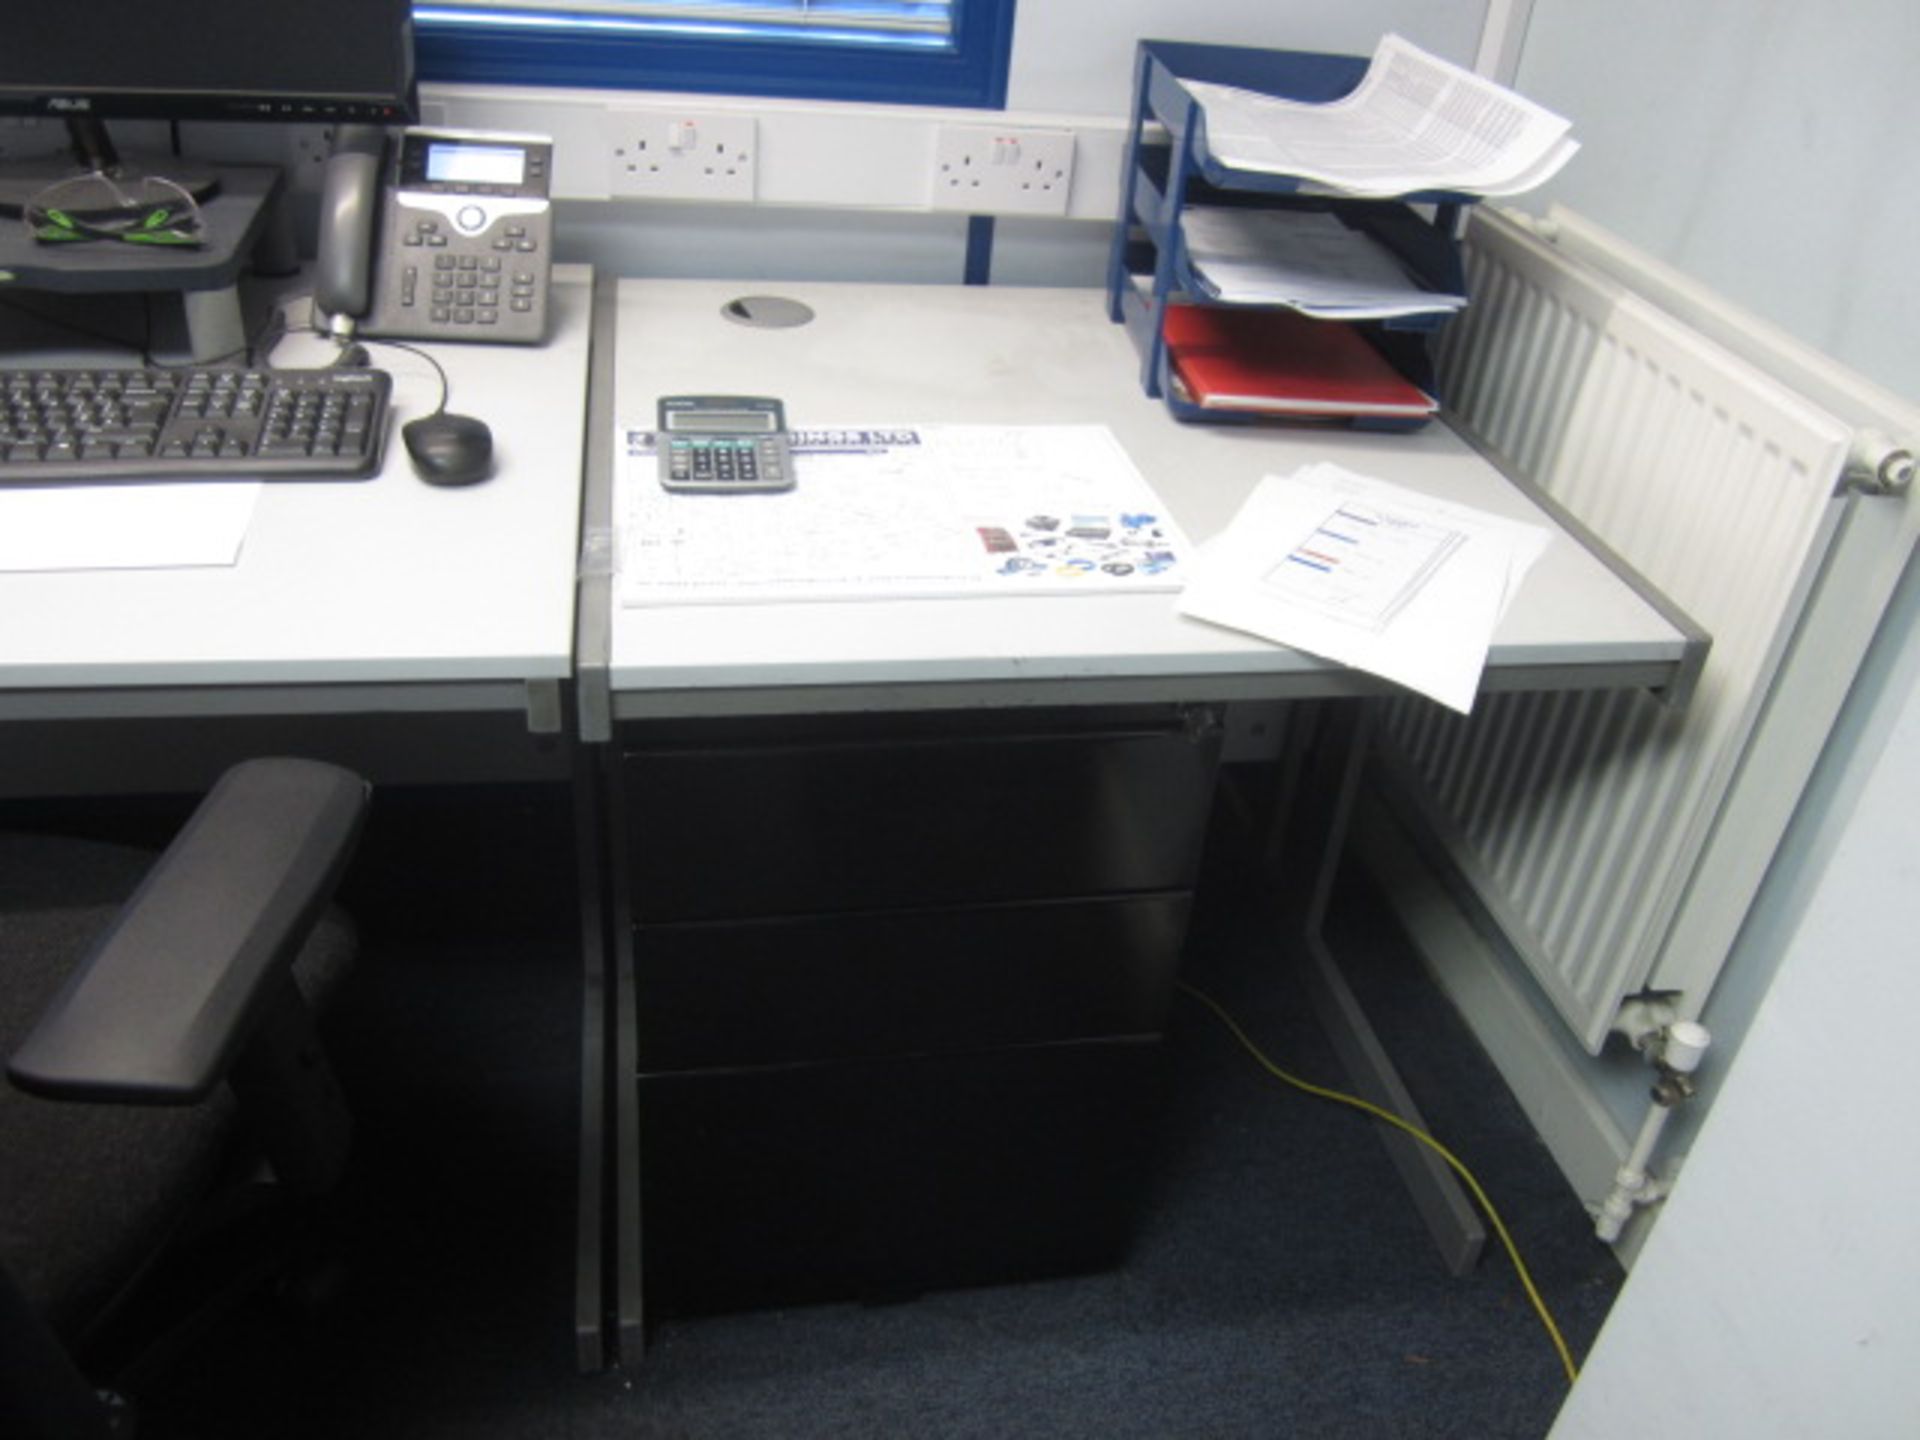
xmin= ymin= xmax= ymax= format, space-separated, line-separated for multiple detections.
xmin=1105 ymin=41 xmax=1476 ymax=432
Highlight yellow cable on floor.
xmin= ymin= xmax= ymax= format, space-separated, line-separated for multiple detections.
xmin=1178 ymin=980 xmax=1581 ymax=1385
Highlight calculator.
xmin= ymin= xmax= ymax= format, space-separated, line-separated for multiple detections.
xmin=657 ymin=395 xmax=796 ymax=493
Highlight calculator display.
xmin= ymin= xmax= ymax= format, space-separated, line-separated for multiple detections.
xmin=665 ymin=409 xmax=776 ymax=434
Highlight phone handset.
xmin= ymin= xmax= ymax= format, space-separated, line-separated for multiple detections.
xmin=313 ymin=124 xmax=390 ymax=339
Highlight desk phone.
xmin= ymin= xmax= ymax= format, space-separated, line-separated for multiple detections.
xmin=316 ymin=127 xmax=554 ymax=345
xmin=658 ymin=395 xmax=795 ymax=493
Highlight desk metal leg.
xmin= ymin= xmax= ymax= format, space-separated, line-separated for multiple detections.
xmin=570 ymin=736 xmax=646 ymax=1368
xmin=1291 ymin=701 xmax=1487 ymax=1277
xmin=572 ymin=738 xmax=612 ymax=1372
xmin=602 ymin=743 xmax=646 ymax=1364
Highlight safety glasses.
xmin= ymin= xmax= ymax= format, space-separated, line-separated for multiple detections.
xmin=23 ymin=172 xmax=204 ymax=248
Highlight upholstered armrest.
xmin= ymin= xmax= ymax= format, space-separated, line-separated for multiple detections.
xmin=7 ymin=758 xmax=369 ymax=1105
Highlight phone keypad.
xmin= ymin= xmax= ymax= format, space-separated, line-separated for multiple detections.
xmin=413 ymin=253 xmax=513 ymax=328
xmin=372 ymin=207 xmax=550 ymax=343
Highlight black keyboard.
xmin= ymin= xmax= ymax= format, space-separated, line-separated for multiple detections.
xmin=0 ymin=366 xmax=392 ymax=484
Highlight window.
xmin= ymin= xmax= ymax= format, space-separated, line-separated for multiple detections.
xmin=413 ymin=1 xmax=1017 ymax=108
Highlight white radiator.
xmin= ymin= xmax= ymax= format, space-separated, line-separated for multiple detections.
xmin=1375 ymin=205 xmax=1910 ymax=1054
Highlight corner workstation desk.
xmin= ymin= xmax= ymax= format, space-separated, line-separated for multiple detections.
xmin=575 ymin=277 xmax=1696 ymax=1360
xmin=0 ymin=264 xmax=596 ymax=795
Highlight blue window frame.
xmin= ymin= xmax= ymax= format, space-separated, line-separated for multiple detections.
xmin=413 ymin=1 xmax=1017 ymax=109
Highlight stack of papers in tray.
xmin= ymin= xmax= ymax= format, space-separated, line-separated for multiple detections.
xmin=1183 ymin=33 xmax=1578 ymax=198
xmin=1163 ymin=304 xmax=1436 ymax=420
xmin=1180 ymin=206 xmax=1465 ymax=319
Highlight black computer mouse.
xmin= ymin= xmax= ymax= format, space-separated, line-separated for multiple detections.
xmin=402 ymin=411 xmax=494 ymax=486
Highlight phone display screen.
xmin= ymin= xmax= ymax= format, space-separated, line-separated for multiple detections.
xmin=425 ymin=142 xmax=526 ymax=186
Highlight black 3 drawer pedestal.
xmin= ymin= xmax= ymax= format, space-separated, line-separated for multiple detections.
xmin=610 ymin=704 xmax=1224 ymax=1317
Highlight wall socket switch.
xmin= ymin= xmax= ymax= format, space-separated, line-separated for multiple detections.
xmin=607 ymin=110 xmax=757 ymax=201
xmin=929 ymin=125 xmax=1075 ymax=216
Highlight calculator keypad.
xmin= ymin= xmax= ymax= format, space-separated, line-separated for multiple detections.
xmin=666 ymin=435 xmax=789 ymax=489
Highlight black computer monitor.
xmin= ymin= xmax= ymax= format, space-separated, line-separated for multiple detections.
xmin=0 ymin=0 xmax=417 ymax=216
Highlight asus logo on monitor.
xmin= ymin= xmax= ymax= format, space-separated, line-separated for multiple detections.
xmin=46 ymin=98 xmax=95 ymax=113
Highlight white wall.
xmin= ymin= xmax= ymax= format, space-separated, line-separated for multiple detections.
xmin=1513 ymin=0 xmax=1920 ymax=404
xmin=1550 ymin=544 xmax=1920 ymax=1436
xmin=1505 ymin=0 xmax=1920 ymax=1430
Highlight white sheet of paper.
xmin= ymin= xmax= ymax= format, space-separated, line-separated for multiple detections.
xmin=1177 ymin=463 xmax=1551 ymax=713
xmin=0 ymin=482 xmax=263 ymax=573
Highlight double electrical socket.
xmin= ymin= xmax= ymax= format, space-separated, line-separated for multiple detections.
xmin=607 ymin=110 xmax=757 ymax=201
xmin=929 ymin=125 xmax=1075 ymax=216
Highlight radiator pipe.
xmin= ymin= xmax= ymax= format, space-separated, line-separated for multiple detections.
xmin=1594 ymin=1019 xmax=1711 ymax=1244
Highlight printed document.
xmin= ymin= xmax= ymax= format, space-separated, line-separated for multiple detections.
xmin=617 ymin=423 xmax=1189 ymax=606
xmin=1180 ymin=206 xmax=1467 ymax=317
xmin=1183 ymin=33 xmax=1578 ymax=197
xmin=1177 ymin=462 xmax=1551 ymax=712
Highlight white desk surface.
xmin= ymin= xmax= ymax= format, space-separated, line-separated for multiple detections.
xmin=601 ymin=279 xmax=1689 ymax=717
xmin=0 ymin=266 xmax=594 ymax=716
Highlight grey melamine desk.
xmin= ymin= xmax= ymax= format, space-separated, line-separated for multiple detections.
xmin=576 ymin=276 xmax=1696 ymax=1363
xmin=0 ymin=264 xmax=595 ymax=795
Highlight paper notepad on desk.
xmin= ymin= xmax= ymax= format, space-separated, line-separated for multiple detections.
xmin=1177 ymin=463 xmax=1551 ymax=713
xmin=617 ymin=424 xmax=1191 ymax=606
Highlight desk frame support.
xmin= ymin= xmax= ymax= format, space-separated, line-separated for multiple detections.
xmin=572 ymin=721 xmax=612 ymax=1373
xmin=1285 ymin=700 xmax=1487 ymax=1276
xmin=572 ymin=272 xmax=644 ymax=1368
xmin=604 ymin=747 xmax=645 ymax=1364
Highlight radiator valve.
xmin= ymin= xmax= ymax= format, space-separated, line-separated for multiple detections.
xmin=1845 ymin=430 xmax=1915 ymax=495
xmin=1656 ymin=1019 xmax=1711 ymax=1075
xmin=1594 ymin=1019 xmax=1711 ymax=1244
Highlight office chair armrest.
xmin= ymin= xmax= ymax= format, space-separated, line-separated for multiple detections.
xmin=6 ymin=758 xmax=369 ymax=1105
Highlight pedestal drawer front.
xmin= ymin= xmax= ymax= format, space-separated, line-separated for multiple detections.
xmin=638 ymin=1037 xmax=1161 ymax=1317
xmin=635 ymin=892 xmax=1190 ymax=1072
xmin=621 ymin=709 xmax=1221 ymax=923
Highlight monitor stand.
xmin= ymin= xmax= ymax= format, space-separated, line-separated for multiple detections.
xmin=0 ymin=161 xmax=284 ymax=362
xmin=0 ymin=117 xmax=222 ymax=218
